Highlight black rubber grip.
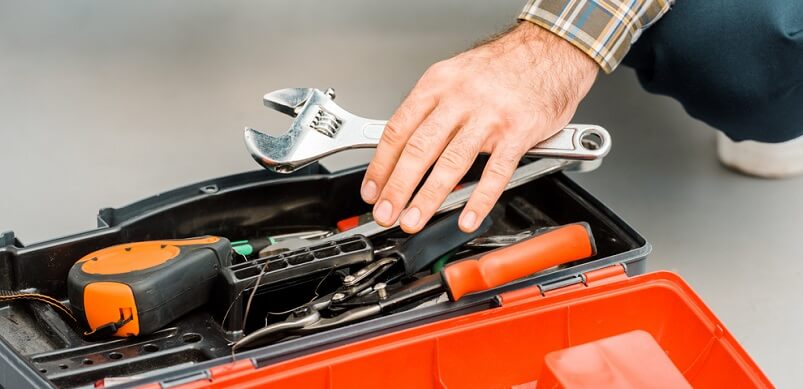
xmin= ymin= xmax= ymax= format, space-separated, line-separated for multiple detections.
xmin=395 ymin=210 xmax=493 ymax=276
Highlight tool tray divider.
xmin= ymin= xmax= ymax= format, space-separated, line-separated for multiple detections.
xmin=216 ymin=235 xmax=374 ymax=332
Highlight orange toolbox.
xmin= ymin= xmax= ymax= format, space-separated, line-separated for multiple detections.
xmin=0 ymin=161 xmax=772 ymax=388
xmin=153 ymin=268 xmax=770 ymax=389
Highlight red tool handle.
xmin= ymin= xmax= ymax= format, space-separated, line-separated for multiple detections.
xmin=443 ymin=223 xmax=596 ymax=301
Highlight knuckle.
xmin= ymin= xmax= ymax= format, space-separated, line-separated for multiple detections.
xmin=474 ymin=113 xmax=509 ymax=136
xmin=416 ymin=184 xmax=442 ymax=204
xmin=382 ymin=121 xmax=406 ymax=145
xmin=423 ymin=175 xmax=448 ymax=196
xmin=439 ymin=147 xmax=469 ymax=171
xmin=483 ymin=116 xmax=505 ymax=129
xmin=486 ymin=158 xmax=515 ymax=180
xmin=392 ymin=100 xmax=416 ymax=122
xmin=404 ymin=134 xmax=430 ymax=159
xmin=366 ymin=159 xmax=390 ymax=177
xmin=508 ymin=112 xmax=533 ymax=131
xmin=410 ymin=84 xmax=439 ymax=104
xmin=463 ymin=137 xmax=483 ymax=155
xmin=382 ymin=179 xmax=409 ymax=199
xmin=418 ymin=113 xmax=445 ymax=132
xmin=423 ymin=61 xmax=453 ymax=82
xmin=425 ymin=61 xmax=446 ymax=76
xmin=471 ymin=189 xmax=497 ymax=211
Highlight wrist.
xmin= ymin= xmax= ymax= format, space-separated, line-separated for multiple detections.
xmin=507 ymin=21 xmax=599 ymax=78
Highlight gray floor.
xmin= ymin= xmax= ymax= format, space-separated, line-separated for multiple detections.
xmin=1 ymin=1 xmax=801 ymax=385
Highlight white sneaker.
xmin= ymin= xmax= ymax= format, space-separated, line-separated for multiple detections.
xmin=716 ymin=132 xmax=803 ymax=178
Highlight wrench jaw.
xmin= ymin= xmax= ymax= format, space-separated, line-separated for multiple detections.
xmin=244 ymin=127 xmax=306 ymax=173
xmin=246 ymin=87 xmax=385 ymax=173
xmin=246 ymin=88 xmax=339 ymax=173
xmin=263 ymin=87 xmax=335 ymax=117
xmin=244 ymin=126 xmax=351 ymax=173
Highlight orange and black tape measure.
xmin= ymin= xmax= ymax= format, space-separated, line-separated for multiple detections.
xmin=67 ymin=236 xmax=232 ymax=337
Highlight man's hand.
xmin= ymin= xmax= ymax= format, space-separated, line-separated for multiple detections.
xmin=360 ymin=22 xmax=598 ymax=233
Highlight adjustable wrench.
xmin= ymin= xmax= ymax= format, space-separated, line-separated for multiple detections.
xmin=244 ymin=87 xmax=611 ymax=173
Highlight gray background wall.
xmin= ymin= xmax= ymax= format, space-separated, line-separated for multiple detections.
xmin=1 ymin=1 xmax=801 ymax=385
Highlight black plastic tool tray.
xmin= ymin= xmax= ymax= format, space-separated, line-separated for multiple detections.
xmin=0 ymin=160 xmax=649 ymax=388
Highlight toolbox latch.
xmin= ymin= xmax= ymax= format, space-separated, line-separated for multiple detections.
xmin=541 ymin=264 xmax=628 ymax=296
xmin=500 ymin=264 xmax=629 ymax=304
xmin=541 ymin=263 xmax=629 ymax=296
xmin=500 ymin=274 xmax=585 ymax=304
xmin=0 ymin=231 xmax=22 ymax=248
xmin=584 ymin=263 xmax=629 ymax=285
xmin=540 ymin=274 xmax=586 ymax=294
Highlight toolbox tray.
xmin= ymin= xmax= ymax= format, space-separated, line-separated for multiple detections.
xmin=0 ymin=160 xmax=650 ymax=388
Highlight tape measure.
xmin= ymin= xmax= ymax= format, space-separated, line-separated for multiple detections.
xmin=67 ymin=236 xmax=232 ymax=337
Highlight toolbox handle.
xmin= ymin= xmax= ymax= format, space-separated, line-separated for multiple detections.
xmin=443 ymin=223 xmax=596 ymax=301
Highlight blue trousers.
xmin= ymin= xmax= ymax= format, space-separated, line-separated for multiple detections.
xmin=623 ymin=1 xmax=803 ymax=142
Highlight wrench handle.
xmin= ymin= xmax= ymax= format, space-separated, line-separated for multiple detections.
xmin=364 ymin=122 xmax=610 ymax=161
xmin=442 ymin=223 xmax=596 ymax=301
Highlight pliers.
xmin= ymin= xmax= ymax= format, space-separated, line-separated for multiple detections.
xmin=232 ymin=222 xmax=597 ymax=351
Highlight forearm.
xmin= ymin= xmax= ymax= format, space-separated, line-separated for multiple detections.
xmin=519 ymin=0 xmax=674 ymax=73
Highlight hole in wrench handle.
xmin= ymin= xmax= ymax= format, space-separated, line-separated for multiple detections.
xmin=523 ymin=125 xmax=610 ymax=161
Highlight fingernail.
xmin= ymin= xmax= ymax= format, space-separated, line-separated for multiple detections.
xmin=459 ymin=211 xmax=477 ymax=231
xmin=401 ymin=207 xmax=421 ymax=228
xmin=361 ymin=180 xmax=377 ymax=202
xmin=374 ymin=200 xmax=393 ymax=224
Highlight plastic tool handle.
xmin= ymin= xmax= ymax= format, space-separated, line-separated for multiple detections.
xmin=443 ymin=223 xmax=596 ymax=301
xmin=397 ymin=210 xmax=493 ymax=276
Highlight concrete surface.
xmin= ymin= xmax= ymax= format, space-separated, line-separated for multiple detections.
xmin=1 ymin=1 xmax=801 ymax=385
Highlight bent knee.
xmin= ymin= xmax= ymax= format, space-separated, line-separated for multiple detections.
xmin=625 ymin=0 xmax=803 ymax=142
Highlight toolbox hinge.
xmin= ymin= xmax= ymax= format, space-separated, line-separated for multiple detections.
xmin=0 ymin=231 xmax=22 ymax=248
xmin=152 ymin=359 xmax=255 ymax=388
xmin=159 ymin=371 xmax=211 ymax=388
xmin=208 ymin=358 xmax=257 ymax=379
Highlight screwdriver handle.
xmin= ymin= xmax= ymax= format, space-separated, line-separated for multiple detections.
xmin=442 ymin=223 xmax=596 ymax=301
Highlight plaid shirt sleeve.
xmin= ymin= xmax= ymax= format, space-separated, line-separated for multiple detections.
xmin=519 ymin=0 xmax=673 ymax=73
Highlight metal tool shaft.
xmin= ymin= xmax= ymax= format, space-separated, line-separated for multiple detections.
xmin=327 ymin=158 xmax=576 ymax=240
